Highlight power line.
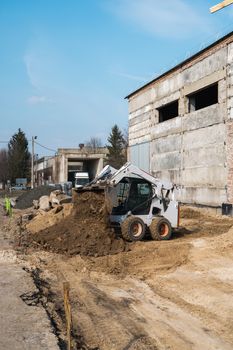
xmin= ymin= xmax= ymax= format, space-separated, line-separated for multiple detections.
xmin=0 ymin=139 xmax=57 ymax=153
xmin=34 ymin=140 xmax=57 ymax=153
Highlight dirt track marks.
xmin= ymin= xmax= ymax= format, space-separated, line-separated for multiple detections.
xmin=47 ymin=254 xmax=233 ymax=350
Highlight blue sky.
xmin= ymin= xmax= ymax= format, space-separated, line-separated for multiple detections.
xmin=0 ymin=0 xmax=233 ymax=156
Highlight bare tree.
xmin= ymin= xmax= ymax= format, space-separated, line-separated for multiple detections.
xmin=85 ymin=137 xmax=102 ymax=152
xmin=122 ymin=126 xmax=128 ymax=161
xmin=122 ymin=125 xmax=128 ymax=147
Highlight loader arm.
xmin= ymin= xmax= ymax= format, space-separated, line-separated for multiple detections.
xmin=107 ymin=162 xmax=175 ymax=194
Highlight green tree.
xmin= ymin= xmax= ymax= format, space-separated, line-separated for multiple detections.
xmin=0 ymin=149 xmax=9 ymax=185
xmin=107 ymin=124 xmax=127 ymax=168
xmin=8 ymin=129 xmax=30 ymax=183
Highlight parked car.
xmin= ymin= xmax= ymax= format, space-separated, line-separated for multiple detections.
xmin=11 ymin=184 xmax=27 ymax=190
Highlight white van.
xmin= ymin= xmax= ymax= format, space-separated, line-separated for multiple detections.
xmin=74 ymin=172 xmax=89 ymax=188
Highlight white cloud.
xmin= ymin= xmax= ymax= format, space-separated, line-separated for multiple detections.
xmin=23 ymin=36 xmax=57 ymax=92
xmin=24 ymin=52 xmax=41 ymax=90
xmin=27 ymin=95 xmax=52 ymax=105
xmin=24 ymin=48 xmax=54 ymax=106
xmin=106 ymin=0 xmax=213 ymax=39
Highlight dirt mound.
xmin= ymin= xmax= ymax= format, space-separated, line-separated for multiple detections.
xmin=180 ymin=206 xmax=202 ymax=219
xmin=27 ymin=191 xmax=130 ymax=257
xmin=26 ymin=203 xmax=73 ymax=233
xmin=15 ymin=186 xmax=55 ymax=209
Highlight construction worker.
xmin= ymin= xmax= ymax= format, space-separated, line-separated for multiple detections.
xmin=4 ymin=196 xmax=12 ymax=217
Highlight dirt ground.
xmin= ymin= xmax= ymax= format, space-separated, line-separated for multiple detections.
xmin=2 ymin=196 xmax=233 ymax=349
xmin=0 ymin=202 xmax=59 ymax=350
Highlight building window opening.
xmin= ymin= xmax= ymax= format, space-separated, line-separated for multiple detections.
xmin=158 ymin=100 xmax=179 ymax=123
xmin=188 ymin=83 xmax=218 ymax=112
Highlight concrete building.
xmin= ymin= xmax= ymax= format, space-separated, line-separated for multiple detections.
xmin=34 ymin=147 xmax=108 ymax=186
xmin=126 ymin=31 xmax=233 ymax=209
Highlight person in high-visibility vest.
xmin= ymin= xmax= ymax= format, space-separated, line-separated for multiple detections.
xmin=4 ymin=197 xmax=12 ymax=217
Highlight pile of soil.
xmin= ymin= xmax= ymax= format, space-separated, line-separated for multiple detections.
xmin=27 ymin=191 xmax=129 ymax=257
xmin=15 ymin=186 xmax=55 ymax=209
xmin=26 ymin=203 xmax=73 ymax=233
xmin=180 ymin=206 xmax=202 ymax=219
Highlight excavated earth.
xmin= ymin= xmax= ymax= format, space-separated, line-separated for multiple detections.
xmin=25 ymin=191 xmax=129 ymax=257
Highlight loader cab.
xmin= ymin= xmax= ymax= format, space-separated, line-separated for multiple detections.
xmin=111 ymin=177 xmax=153 ymax=215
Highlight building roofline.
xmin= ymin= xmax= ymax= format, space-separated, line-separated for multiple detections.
xmin=125 ymin=31 xmax=233 ymax=100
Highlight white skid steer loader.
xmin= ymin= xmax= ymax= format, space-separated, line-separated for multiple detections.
xmin=103 ymin=162 xmax=180 ymax=241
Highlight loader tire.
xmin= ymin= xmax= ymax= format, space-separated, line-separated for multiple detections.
xmin=149 ymin=217 xmax=172 ymax=241
xmin=121 ymin=216 xmax=146 ymax=242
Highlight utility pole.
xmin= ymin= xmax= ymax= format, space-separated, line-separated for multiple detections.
xmin=210 ymin=0 xmax=233 ymax=13
xmin=31 ymin=136 xmax=37 ymax=189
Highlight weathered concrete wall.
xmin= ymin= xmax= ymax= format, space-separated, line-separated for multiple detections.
xmin=128 ymin=37 xmax=233 ymax=207
xmin=226 ymin=42 xmax=233 ymax=202
xmin=35 ymin=148 xmax=108 ymax=185
xmin=129 ymin=105 xmax=153 ymax=146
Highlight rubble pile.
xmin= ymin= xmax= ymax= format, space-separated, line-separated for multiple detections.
xmin=26 ymin=202 xmax=73 ymax=233
xmin=15 ymin=186 xmax=56 ymax=209
xmin=16 ymin=187 xmax=71 ymax=211
xmin=27 ymin=191 xmax=130 ymax=257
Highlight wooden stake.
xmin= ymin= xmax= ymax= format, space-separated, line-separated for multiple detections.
xmin=210 ymin=0 xmax=233 ymax=13
xmin=18 ymin=215 xmax=22 ymax=246
xmin=63 ymin=281 xmax=72 ymax=350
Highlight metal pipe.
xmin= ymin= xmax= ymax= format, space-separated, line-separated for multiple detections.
xmin=31 ymin=136 xmax=37 ymax=189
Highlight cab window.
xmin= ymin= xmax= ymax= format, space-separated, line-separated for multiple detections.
xmin=137 ymin=183 xmax=150 ymax=195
